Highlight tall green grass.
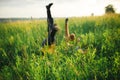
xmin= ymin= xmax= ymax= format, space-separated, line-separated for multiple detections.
xmin=0 ymin=14 xmax=120 ymax=80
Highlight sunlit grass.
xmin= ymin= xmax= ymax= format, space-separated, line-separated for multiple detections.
xmin=0 ymin=14 xmax=120 ymax=80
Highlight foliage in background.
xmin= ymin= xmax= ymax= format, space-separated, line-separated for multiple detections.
xmin=105 ymin=4 xmax=116 ymax=14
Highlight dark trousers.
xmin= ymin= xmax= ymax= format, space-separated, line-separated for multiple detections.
xmin=47 ymin=9 xmax=54 ymax=33
xmin=42 ymin=7 xmax=55 ymax=47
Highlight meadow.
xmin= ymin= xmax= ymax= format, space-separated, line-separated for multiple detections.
xmin=0 ymin=14 xmax=120 ymax=80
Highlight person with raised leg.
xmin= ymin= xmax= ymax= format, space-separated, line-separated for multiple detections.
xmin=41 ymin=3 xmax=59 ymax=54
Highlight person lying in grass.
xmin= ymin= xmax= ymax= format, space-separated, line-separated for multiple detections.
xmin=41 ymin=3 xmax=59 ymax=54
xmin=65 ymin=18 xmax=76 ymax=42
xmin=64 ymin=18 xmax=76 ymax=47
xmin=64 ymin=18 xmax=87 ymax=54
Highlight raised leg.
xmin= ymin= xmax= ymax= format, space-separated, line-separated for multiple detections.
xmin=46 ymin=3 xmax=54 ymax=32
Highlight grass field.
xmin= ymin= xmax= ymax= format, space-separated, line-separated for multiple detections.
xmin=0 ymin=14 xmax=120 ymax=80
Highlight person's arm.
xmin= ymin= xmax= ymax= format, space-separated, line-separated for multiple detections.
xmin=65 ymin=18 xmax=69 ymax=39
